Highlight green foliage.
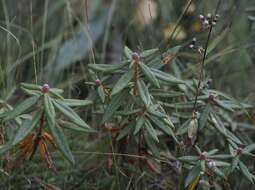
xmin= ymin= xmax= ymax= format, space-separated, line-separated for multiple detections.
xmin=0 ymin=83 xmax=92 ymax=165
xmin=0 ymin=0 xmax=255 ymax=189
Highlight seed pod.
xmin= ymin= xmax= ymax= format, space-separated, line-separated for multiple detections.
xmin=188 ymin=118 xmax=198 ymax=145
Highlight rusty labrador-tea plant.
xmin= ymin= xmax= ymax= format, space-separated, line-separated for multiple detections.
xmin=88 ymin=44 xmax=255 ymax=188
xmin=0 ymin=83 xmax=93 ymax=172
xmin=0 ymin=19 xmax=255 ymax=190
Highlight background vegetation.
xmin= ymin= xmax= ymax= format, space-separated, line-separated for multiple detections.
xmin=0 ymin=0 xmax=255 ymax=189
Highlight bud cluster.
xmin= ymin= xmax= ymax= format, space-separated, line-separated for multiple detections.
xmin=199 ymin=13 xmax=220 ymax=29
xmin=188 ymin=38 xmax=205 ymax=55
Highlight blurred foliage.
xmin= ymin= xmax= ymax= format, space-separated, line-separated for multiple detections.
xmin=0 ymin=0 xmax=255 ymax=189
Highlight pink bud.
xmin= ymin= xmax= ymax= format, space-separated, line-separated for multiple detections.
xmin=95 ymin=79 xmax=101 ymax=86
xmin=132 ymin=52 xmax=140 ymax=62
xmin=41 ymin=84 xmax=50 ymax=93
xmin=208 ymin=94 xmax=214 ymax=102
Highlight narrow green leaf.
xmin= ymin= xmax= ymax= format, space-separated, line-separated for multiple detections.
xmin=111 ymin=68 xmax=133 ymax=95
xmin=151 ymin=68 xmax=185 ymax=84
xmin=64 ymin=99 xmax=93 ymax=107
xmin=185 ymin=164 xmax=201 ymax=188
xmin=44 ymin=95 xmax=56 ymax=127
xmin=124 ymin=46 xmax=133 ymax=59
xmin=58 ymin=120 xmax=94 ymax=133
xmin=20 ymin=83 xmax=41 ymax=91
xmin=137 ymin=79 xmax=151 ymax=106
xmin=147 ymin=114 xmax=178 ymax=142
xmin=117 ymin=122 xmax=134 ymax=140
xmin=5 ymin=95 xmax=40 ymax=120
xmin=49 ymin=89 xmax=64 ymax=100
xmin=144 ymin=118 xmax=159 ymax=142
xmin=239 ymin=161 xmax=254 ymax=184
xmin=20 ymin=87 xmax=42 ymax=96
xmin=88 ymin=62 xmax=128 ymax=73
xmin=47 ymin=123 xmax=75 ymax=164
xmin=140 ymin=62 xmax=160 ymax=88
xmin=12 ymin=111 xmax=42 ymax=146
xmin=102 ymin=90 xmax=127 ymax=122
xmin=134 ymin=116 xmax=145 ymax=135
xmin=147 ymin=105 xmax=166 ymax=118
xmin=208 ymin=154 xmax=232 ymax=159
xmin=214 ymin=99 xmax=234 ymax=112
xmin=49 ymin=88 xmax=64 ymax=94
xmin=140 ymin=48 xmax=159 ymax=58
xmin=178 ymin=156 xmax=199 ymax=162
xmin=231 ymin=156 xmax=240 ymax=171
xmin=53 ymin=100 xmax=90 ymax=129
xmin=199 ymin=105 xmax=210 ymax=129
xmin=144 ymin=131 xmax=160 ymax=156
xmin=97 ymin=85 xmax=106 ymax=103
xmin=213 ymin=167 xmax=226 ymax=179
xmin=243 ymin=144 xmax=255 ymax=153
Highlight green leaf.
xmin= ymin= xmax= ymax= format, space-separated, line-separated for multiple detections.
xmin=151 ymin=68 xmax=185 ymax=84
xmin=53 ymin=100 xmax=90 ymax=129
xmin=124 ymin=46 xmax=133 ymax=59
xmin=102 ymin=90 xmax=127 ymax=122
xmin=50 ymin=88 xmax=64 ymax=94
xmin=5 ymin=95 xmax=40 ymax=120
xmin=140 ymin=62 xmax=160 ymax=88
xmin=97 ymin=85 xmax=106 ymax=103
xmin=58 ymin=120 xmax=94 ymax=133
xmin=213 ymin=167 xmax=226 ymax=179
xmin=185 ymin=164 xmax=201 ymax=188
xmin=137 ymin=79 xmax=151 ymax=106
xmin=144 ymin=118 xmax=159 ymax=142
xmin=47 ymin=123 xmax=75 ymax=164
xmin=88 ymin=62 xmax=128 ymax=73
xmin=178 ymin=156 xmax=199 ymax=162
xmin=12 ymin=111 xmax=42 ymax=146
xmin=20 ymin=83 xmax=41 ymax=91
xmin=134 ymin=116 xmax=145 ymax=135
xmin=147 ymin=114 xmax=178 ymax=142
xmin=117 ymin=122 xmax=134 ymax=140
xmin=140 ymin=48 xmax=159 ymax=58
xmin=147 ymin=105 xmax=166 ymax=118
xmin=208 ymin=154 xmax=232 ymax=159
xmin=64 ymin=99 xmax=93 ymax=107
xmin=243 ymin=144 xmax=255 ymax=153
xmin=199 ymin=105 xmax=210 ymax=129
xmin=20 ymin=87 xmax=42 ymax=96
xmin=144 ymin=131 xmax=160 ymax=156
xmin=231 ymin=156 xmax=240 ymax=171
xmin=111 ymin=68 xmax=133 ymax=95
xmin=44 ymin=95 xmax=56 ymax=127
xmin=214 ymin=99 xmax=234 ymax=112
xmin=151 ymin=89 xmax=184 ymax=98
xmin=239 ymin=161 xmax=254 ymax=184
xmin=49 ymin=88 xmax=64 ymax=100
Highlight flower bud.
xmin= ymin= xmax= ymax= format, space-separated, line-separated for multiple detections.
xmin=208 ymin=160 xmax=216 ymax=168
xmin=132 ymin=52 xmax=140 ymax=62
xmin=41 ymin=84 xmax=50 ymax=93
xmin=95 ymin=79 xmax=101 ymax=86
xmin=208 ymin=94 xmax=214 ymax=102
